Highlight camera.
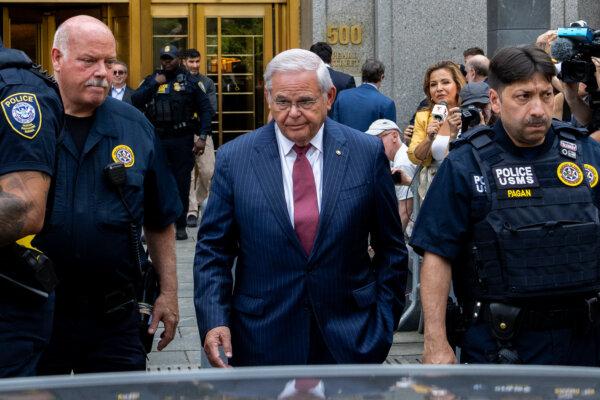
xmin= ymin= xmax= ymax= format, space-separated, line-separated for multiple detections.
xmin=554 ymin=21 xmax=600 ymax=86
xmin=460 ymin=104 xmax=482 ymax=131
xmin=392 ymin=170 xmax=403 ymax=185
xmin=553 ymin=21 xmax=600 ymax=130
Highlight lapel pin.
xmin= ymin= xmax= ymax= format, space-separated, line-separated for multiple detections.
xmin=336 ymin=149 xmax=342 ymax=156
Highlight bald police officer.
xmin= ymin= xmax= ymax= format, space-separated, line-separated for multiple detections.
xmin=33 ymin=16 xmax=181 ymax=374
xmin=0 ymin=40 xmax=63 ymax=376
xmin=412 ymin=45 xmax=600 ymax=366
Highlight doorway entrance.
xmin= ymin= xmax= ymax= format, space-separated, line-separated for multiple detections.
xmin=199 ymin=5 xmax=273 ymax=147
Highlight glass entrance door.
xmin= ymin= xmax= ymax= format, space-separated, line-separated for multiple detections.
xmin=201 ymin=5 xmax=273 ymax=147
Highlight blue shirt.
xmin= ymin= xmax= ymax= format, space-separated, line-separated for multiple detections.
xmin=34 ymin=97 xmax=182 ymax=288
xmin=410 ymin=120 xmax=600 ymax=263
xmin=0 ymin=56 xmax=62 ymax=178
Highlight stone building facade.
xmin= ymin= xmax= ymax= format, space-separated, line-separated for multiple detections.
xmin=301 ymin=0 xmax=600 ymax=127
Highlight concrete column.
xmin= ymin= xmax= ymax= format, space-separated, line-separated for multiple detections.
xmin=487 ymin=0 xmax=551 ymax=56
xmin=375 ymin=0 xmax=393 ymax=98
xmin=577 ymin=0 xmax=600 ymax=29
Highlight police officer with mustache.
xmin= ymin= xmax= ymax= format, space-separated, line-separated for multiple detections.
xmin=32 ymin=16 xmax=181 ymax=375
xmin=411 ymin=45 xmax=600 ymax=366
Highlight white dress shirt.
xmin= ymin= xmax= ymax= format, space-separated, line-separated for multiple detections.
xmin=393 ymin=142 xmax=417 ymax=200
xmin=111 ymin=86 xmax=126 ymax=101
xmin=275 ymin=123 xmax=324 ymax=226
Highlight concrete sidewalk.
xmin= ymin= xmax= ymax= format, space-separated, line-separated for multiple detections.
xmin=147 ymin=227 xmax=423 ymax=370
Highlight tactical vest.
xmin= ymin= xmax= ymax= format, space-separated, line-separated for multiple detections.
xmin=465 ymin=122 xmax=600 ymax=302
xmin=148 ymin=72 xmax=196 ymax=134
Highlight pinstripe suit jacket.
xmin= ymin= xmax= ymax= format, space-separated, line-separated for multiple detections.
xmin=194 ymin=118 xmax=407 ymax=366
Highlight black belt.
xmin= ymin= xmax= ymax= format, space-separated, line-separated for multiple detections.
xmin=477 ymin=302 xmax=589 ymax=331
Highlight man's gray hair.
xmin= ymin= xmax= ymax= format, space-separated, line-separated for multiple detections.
xmin=53 ymin=23 xmax=70 ymax=58
xmin=114 ymin=60 xmax=128 ymax=72
xmin=466 ymin=54 xmax=490 ymax=78
xmin=264 ymin=48 xmax=333 ymax=98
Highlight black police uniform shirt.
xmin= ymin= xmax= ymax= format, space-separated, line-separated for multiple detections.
xmin=33 ymin=97 xmax=182 ymax=289
xmin=0 ymin=52 xmax=62 ymax=182
xmin=409 ymin=120 xmax=600 ymax=299
xmin=132 ymin=67 xmax=212 ymax=136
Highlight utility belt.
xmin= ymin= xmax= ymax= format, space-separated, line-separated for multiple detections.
xmin=0 ymin=243 xmax=58 ymax=299
xmin=448 ymin=296 xmax=600 ymax=364
xmin=58 ymin=283 xmax=137 ymax=317
xmin=475 ymin=301 xmax=593 ymax=332
xmin=155 ymin=122 xmax=196 ymax=139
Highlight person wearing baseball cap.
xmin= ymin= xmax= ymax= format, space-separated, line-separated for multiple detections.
xmin=160 ymin=44 xmax=179 ymax=59
xmin=365 ymin=119 xmax=417 ymax=233
xmin=458 ymin=81 xmax=494 ymax=128
xmin=132 ymin=42 xmax=213 ymax=240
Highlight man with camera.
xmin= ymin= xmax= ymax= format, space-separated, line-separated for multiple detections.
xmin=551 ymin=22 xmax=600 ymax=132
xmin=412 ymin=45 xmax=600 ymax=366
xmin=562 ymin=57 xmax=600 ymax=129
xmin=459 ymin=81 xmax=494 ymax=132
xmin=132 ymin=45 xmax=212 ymax=240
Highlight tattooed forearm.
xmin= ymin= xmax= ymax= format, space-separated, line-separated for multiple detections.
xmin=0 ymin=187 xmax=28 ymax=246
xmin=0 ymin=171 xmax=50 ymax=246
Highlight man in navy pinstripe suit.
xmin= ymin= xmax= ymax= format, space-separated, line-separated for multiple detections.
xmin=194 ymin=49 xmax=407 ymax=367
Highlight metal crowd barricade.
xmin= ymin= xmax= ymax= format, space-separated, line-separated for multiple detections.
xmin=397 ymin=166 xmax=424 ymax=332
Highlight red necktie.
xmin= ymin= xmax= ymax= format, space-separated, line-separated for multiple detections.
xmin=294 ymin=378 xmax=320 ymax=392
xmin=293 ymin=144 xmax=319 ymax=255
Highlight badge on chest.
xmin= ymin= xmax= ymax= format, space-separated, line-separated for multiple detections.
xmin=492 ymin=164 xmax=540 ymax=199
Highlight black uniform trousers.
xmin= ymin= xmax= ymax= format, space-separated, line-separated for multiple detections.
xmin=0 ymin=283 xmax=54 ymax=377
xmin=160 ymin=134 xmax=195 ymax=229
xmin=460 ymin=321 xmax=600 ymax=366
xmin=37 ymin=297 xmax=146 ymax=375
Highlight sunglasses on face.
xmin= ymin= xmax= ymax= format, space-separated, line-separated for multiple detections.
xmin=113 ymin=70 xmax=126 ymax=76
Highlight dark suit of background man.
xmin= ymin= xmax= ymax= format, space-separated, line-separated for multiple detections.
xmin=309 ymin=42 xmax=355 ymax=115
xmin=332 ymin=59 xmax=397 ymax=132
xmin=132 ymin=45 xmax=212 ymax=240
xmin=109 ymin=60 xmax=135 ymax=104
xmin=194 ymin=48 xmax=407 ymax=367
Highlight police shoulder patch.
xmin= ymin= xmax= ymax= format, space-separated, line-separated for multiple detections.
xmin=1 ymin=92 xmax=42 ymax=139
xmin=111 ymin=144 xmax=135 ymax=168
xmin=584 ymin=163 xmax=599 ymax=188
xmin=557 ymin=161 xmax=583 ymax=187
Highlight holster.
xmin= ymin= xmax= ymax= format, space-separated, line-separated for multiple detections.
xmin=139 ymin=260 xmax=160 ymax=354
xmin=445 ymin=297 xmax=467 ymax=349
xmin=480 ymin=302 xmax=523 ymax=364
xmin=0 ymin=244 xmax=58 ymax=297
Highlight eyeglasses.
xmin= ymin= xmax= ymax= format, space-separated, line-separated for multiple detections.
xmin=272 ymin=98 xmax=318 ymax=111
xmin=113 ymin=70 xmax=126 ymax=76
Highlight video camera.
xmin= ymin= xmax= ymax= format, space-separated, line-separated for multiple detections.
xmin=553 ymin=21 xmax=600 ymax=88
xmin=460 ymin=105 xmax=482 ymax=131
